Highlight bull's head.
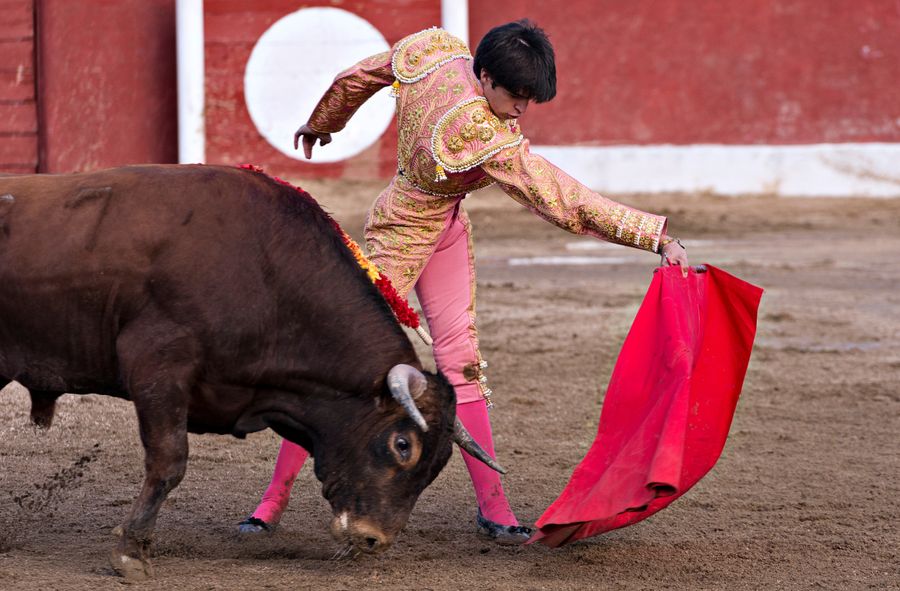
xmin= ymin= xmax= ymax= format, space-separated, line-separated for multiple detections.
xmin=291 ymin=364 xmax=501 ymax=554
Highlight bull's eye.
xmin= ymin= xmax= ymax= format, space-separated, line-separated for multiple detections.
xmin=389 ymin=432 xmax=419 ymax=465
xmin=395 ymin=436 xmax=411 ymax=460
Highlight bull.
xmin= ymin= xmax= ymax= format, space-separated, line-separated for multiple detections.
xmin=0 ymin=164 xmax=501 ymax=580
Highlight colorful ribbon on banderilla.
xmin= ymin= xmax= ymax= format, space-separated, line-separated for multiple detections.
xmin=237 ymin=164 xmax=433 ymax=346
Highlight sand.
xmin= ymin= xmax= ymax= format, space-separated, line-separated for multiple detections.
xmin=1 ymin=181 xmax=898 ymax=590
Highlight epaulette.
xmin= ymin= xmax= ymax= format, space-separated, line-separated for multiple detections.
xmin=431 ymin=97 xmax=524 ymax=181
xmin=391 ymin=27 xmax=471 ymax=89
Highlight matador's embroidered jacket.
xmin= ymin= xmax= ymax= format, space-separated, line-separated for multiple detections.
xmin=307 ymin=28 xmax=667 ymax=297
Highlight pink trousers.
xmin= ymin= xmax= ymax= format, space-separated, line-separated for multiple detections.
xmin=414 ymin=206 xmax=484 ymax=404
xmin=252 ymin=206 xmax=517 ymax=525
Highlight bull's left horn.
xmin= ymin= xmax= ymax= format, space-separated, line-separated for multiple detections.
xmin=387 ymin=364 xmax=428 ymax=432
xmin=453 ymin=418 xmax=507 ymax=474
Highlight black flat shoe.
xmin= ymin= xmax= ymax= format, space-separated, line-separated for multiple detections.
xmin=237 ymin=516 xmax=274 ymax=535
xmin=475 ymin=510 xmax=532 ymax=545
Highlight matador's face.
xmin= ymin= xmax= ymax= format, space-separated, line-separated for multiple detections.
xmin=479 ymin=70 xmax=532 ymax=121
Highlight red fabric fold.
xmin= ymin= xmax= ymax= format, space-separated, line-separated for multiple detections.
xmin=531 ymin=265 xmax=762 ymax=547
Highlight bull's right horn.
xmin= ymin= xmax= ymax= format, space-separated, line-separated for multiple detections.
xmin=387 ymin=364 xmax=429 ymax=432
xmin=453 ymin=418 xmax=507 ymax=474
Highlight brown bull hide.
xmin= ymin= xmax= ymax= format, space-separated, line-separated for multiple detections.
xmin=0 ymin=165 xmax=457 ymax=580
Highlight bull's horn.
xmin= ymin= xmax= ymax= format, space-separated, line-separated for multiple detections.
xmin=453 ymin=417 xmax=507 ymax=474
xmin=387 ymin=364 xmax=428 ymax=432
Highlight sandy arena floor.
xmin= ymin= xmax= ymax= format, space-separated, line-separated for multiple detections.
xmin=1 ymin=181 xmax=898 ymax=590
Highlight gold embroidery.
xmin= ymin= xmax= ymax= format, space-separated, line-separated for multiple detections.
xmin=481 ymin=145 xmax=666 ymax=253
xmin=432 ymin=97 xmax=523 ymax=174
xmin=307 ymin=51 xmax=394 ymax=133
xmin=364 ymin=179 xmax=475 ymax=298
xmin=459 ymin=122 xmax=477 ymax=141
xmin=392 ymin=28 xmax=471 ymax=83
xmin=392 ymin=42 xmax=496 ymax=196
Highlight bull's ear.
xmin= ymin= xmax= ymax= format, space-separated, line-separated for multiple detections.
xmin=410 ymin=373 xmax=427 ymax=400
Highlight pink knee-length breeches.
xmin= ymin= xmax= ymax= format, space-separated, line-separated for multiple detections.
xmin=367 ymin=198 xmax=485 ymax=405
xmin=414 ymin=208 xmax=483 ymax=404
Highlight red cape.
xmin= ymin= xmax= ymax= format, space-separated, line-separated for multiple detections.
xmin=531 ymin=265 xmax=762 ymax=547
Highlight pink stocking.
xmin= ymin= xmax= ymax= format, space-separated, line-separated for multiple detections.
xmin=251 ymin=439 xmax=309 ymax=524
xmin=456 ymin=399 xmax=519 ymax=526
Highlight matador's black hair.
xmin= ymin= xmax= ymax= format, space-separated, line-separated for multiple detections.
xmin=473 ymin=20 xmax=557 ymax=103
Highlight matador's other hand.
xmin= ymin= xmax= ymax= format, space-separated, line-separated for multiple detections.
xmin=660 ymin=237 xmax=689 ymax=277
xmin=293 ymin=124 xmax=332 ymax=160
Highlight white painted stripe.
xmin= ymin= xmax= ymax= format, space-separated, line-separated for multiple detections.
xmin=565 ymin=241 xmax=620 ymax=251
xmin=530 ymin=143 xmax=900 ymax=197
xmin=441 ymin=0 xmax=469 ymax=47
xmin=565 ymin=239 xmax=719 ymax=251
xmin=176 ymin=0 xmax=206 ymax=164
xmin=508 ymin=256 xmax=632 ymax=266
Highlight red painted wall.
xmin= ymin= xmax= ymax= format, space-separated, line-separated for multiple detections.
xmin=36 ymin=0 xmax=177 ymax=173
xmin=470 ymin=0 xmax=900 ymax=146
xmin=0 ymin=0 xmax=38 ymax=174
xmin=4 ymin=1 xmax=897 ymax=177
xmin=204 ymin=0 xmax=440 ymax=178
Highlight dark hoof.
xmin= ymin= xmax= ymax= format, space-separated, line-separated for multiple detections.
xmin=475 ymin=510 xmax=532 ymax=545
xmin=109 ymin=549 xmax=153 ymax=581
xmin=109 ymin=525 xmax=153 ymax=581
xmin=238 ymin=516 xmax=274 ymax=535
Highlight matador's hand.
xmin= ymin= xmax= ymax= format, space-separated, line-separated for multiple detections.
xmin=293 ymin=124 xmax=332 ymax=160
xmin=660 ymin=236 xmax=689 ymax=277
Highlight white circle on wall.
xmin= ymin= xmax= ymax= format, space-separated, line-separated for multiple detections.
xmin=244 ymin=7 xmax=394 ymax=163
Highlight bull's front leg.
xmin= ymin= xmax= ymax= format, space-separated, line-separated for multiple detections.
xmin=29 ymin=390 xmax=62 ymax=428
xmin=111 ymin=383 xmax=190 ymax=581
xmin=112 ymin=324 xmax=196 ymax=581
